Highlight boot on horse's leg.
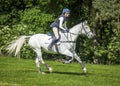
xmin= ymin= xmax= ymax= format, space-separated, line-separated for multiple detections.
xmin=48 ymin=39 xmax=58 ymax=50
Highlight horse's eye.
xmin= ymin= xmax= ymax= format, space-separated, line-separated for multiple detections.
xmin=85 ymin=27 xmax=88 ymax=29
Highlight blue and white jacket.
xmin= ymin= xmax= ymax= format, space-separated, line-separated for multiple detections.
xmin=50 ymin=15 xmax=68 ymax=31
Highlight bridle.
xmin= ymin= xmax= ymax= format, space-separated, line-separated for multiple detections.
xmin=81 ymin=23 xmax=91 ymax=36
xmin=69 ymin=23 xmax=91 ymax=36
xmin=60 ymin=23 xmax=92 ymax=43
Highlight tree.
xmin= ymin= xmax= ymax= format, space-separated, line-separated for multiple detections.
xmin=0 ymin=0 xmax=120 ymax=64
xmin=91 ymin=0 xmax=120 ymax=64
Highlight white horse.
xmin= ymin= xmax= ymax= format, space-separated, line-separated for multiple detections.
xmin=6 ymin=21 xmax=93 ymax=74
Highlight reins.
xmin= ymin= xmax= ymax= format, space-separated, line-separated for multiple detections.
xmin=59 ymin=22 xmax=91 ymax=43
xmin=60 ymin=32 xmax=76 ymax=43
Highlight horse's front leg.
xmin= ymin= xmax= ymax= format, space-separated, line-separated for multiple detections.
xmin=64 ymin=57 xmax=74 ymax=64
xmin=62 ymin=50 xmax=74 ymax=64
xmin=73 ymin=52 xmax=87 ymax=73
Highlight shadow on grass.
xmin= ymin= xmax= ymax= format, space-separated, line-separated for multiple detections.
xmin=51 ymin=71 xmax=88 ymax=76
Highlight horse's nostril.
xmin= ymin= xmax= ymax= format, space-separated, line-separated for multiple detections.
xmin=90 ymin=34 xmax=93 ymax=37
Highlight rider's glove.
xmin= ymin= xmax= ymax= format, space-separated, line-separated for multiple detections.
xmin=66 ymin=29 xmax=69 ymax=33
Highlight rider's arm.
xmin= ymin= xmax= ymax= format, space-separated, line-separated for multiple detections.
xmin=58 ymin=17 xmax=66 ymax=31
xmin=64 ymin=24 xmax=68 ymax=30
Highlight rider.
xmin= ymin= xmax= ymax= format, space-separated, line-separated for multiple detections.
xmin=48 ymin=8 xmax=70 ymax=50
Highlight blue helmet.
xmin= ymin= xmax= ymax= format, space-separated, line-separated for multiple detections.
xmin=62 ymin=8 xmax=70 ymax=14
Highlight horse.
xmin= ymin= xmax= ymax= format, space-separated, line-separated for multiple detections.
xmin=6 ymin=21 xmax=93 ymax=74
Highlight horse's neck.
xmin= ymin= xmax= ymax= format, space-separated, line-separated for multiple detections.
xmin=69 ymin=24 xmax=82 ymax=41
xmin=59 ymin=33 xmax=76 ymax=42
xmin=60 ymin=24 xmax=81 ymax=41
xmin=70 ymin=24 xmax=82 ymax=35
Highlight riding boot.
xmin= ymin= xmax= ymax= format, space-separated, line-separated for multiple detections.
xmin=48 ymin=39 xmax=58 ymax=50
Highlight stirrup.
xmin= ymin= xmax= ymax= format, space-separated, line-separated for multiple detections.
xmin=48 ymin=45 xmax=52 ymax=50
xmin=57 ymin=41 xmax=61 ymax=45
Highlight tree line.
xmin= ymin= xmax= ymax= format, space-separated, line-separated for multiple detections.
xmin=0 ymin=0 xmax=120 ymax=64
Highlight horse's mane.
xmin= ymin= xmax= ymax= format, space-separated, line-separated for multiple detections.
xmin=70 ymin=23 xmax=81 ymax=31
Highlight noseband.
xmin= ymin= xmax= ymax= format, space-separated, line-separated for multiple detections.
xmin=81 ymin=23 xmax=91 ymax=36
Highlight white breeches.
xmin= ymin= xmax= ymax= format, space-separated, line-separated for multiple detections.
xmin=52 ymin=27 xmax=60 ymax=39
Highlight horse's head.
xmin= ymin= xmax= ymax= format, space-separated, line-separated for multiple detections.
xmin=69 ymin=21 xmax=94 ymax=39
xmin=81 ymin=21 xmax=93 ymax=38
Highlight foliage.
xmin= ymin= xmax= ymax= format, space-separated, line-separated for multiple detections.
xmin=91 ymin=0 xmax=120 ymax=64
xmin=0 ymin=24 xmax=33 ymax=55
xmin=0 ymin=0 xmax=120 ymax=64
xmin=20 ymin=7 xmax=54 ymax=33
xmin=108 ymin=37 xmax=120 ymax=64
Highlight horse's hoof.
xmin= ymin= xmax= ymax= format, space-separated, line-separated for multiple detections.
xmin=83 ymin=67 xmax=87 ymax=74
xmin=38 ymin=71 xmax=45 ymax=74
xmin=64 ymin=61 xmax=70 ymax=64
xmin=48 ymin=67 xmax=53 ymax=73
xmin=41 ymin=72 xmax=46 ymax=74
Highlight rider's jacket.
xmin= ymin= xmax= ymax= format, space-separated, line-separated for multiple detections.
xmin=50 ymin=15 xmax=67 ymax=30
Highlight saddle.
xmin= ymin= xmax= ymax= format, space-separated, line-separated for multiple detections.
xmin=47 ymin=32 xmax=54 ymax=36
xmin=47 ymin=32 xmax=60 ymax=53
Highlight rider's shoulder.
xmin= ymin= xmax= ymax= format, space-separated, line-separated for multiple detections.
xmin=59 ymin=15 xmax=65 ymax=18
xmin=59 ymin=17 xmax=64 ymax=20
xmin=58 ymin=15 xmax=65 ymax=20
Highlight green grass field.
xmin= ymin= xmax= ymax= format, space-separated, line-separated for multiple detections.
xmin=0 ymin=56 xmax=120 ymax=86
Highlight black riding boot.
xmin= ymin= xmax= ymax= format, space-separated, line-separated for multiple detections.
xmin=48 ymin=39 xmax=58 ymax=50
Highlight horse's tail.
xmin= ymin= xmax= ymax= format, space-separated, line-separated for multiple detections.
xmin=6 ymin=35 xmax=31 ymax=58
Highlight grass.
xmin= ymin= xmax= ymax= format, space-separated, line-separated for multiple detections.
xmin=0 ymin=56 xmax=120 ymax=86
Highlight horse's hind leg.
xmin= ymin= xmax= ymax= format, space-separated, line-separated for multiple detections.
xmin=34 ymin=48 xmax=52 ymax=74
xmin=35 ymin=57 xmax=42 ymax=73
xmin=34 ymin=48 xmax=43 ymax=74
xmin=39 ymin=55 xmax=53 ymax=73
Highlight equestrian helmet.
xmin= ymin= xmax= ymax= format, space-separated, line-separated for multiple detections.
xmin=62 ymin=8 xmax=70 ymax=14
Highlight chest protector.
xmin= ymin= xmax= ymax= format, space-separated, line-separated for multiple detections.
xmin=50 ymin=15 xmax=66 ymax=28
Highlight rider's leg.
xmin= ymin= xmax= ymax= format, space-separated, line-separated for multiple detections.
xmin=53 ymin=27 xmax=61 ymax=44
xmin=53 ymin=27 xmax=60 ymax=40
xmin=48 ymin=27 xmax=60 ymax=50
